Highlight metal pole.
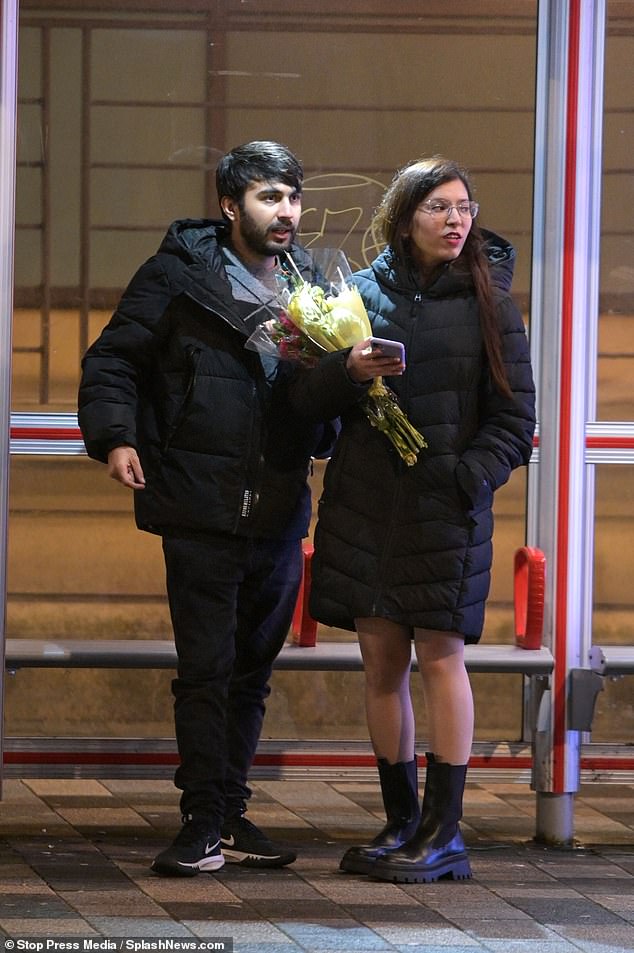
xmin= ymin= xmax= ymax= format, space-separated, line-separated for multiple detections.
xmin=0 ymin=0 xmax=19 ymax=796
xmin=527 ymin=0 xmax=606 ymax=843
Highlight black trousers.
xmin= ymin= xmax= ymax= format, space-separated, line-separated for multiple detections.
xmin=162 ymin=533 xmax=303 ymax=826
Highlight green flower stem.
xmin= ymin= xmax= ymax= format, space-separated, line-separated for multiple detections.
xmin=363 ymin=378 xmax=427 ymax=467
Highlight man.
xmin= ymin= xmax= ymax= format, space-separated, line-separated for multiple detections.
xmin=78 ymin=141 xmax=358 ymax=876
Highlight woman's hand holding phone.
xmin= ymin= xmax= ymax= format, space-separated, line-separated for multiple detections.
xmin=366 ymin=337 xmax=406 ymax=363
xmin=347 ymin=337 xmax=406 ymax=383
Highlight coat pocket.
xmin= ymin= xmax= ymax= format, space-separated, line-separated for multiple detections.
xmin=455 ymin=459 xmax=492 ymax=513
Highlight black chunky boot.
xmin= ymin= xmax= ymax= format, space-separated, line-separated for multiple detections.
xmin=339 ymin=757 xmax=420 ymax=875
xmin=371 ymin=752 xmax=472 ymax=883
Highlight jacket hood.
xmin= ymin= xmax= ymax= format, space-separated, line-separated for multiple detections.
xmin=370 ymin=227 xmax=517 ymax=298
xmin=152 ymin=218 xmax=318 ymax=338
xmin=156 ymin=217 xmax=315 ymax=276
xmin=156 ymin=217 xmax=230 ymax=265
xmin=480 ymin=228 xmax=516 ymax=294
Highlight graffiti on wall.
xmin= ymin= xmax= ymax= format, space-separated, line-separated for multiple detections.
xmin=300 ymin=172 xmax=389 ymax=271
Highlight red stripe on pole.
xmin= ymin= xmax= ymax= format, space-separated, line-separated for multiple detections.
xmin=10 ymin=430 xmax=634 ymax=452
xmin=580 ymin=757 xmax=634 ymax=772
xmin=10 ymin=427 xmax=84 ymax=440
xmin=3 ymin=751 xmax=533 ymax=769
xmin=5 ymin=750 xmax=634 ymax=774
xmin=554 ymin=0 xmax=582 ymax=792
xmin=586 ymin=436 xmax=634 ymax=449
xmin=3 ymin=751 xmax=179 ymax=765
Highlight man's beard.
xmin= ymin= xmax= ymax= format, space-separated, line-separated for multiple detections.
xmin=238 ymin=210 xmax=296 ymax=257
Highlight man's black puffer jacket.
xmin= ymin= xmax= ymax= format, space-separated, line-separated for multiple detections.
xmin=308 ymin=232 xmax=536 ymax=642
xmin=78 ymin=219 xmax=354 ymax=540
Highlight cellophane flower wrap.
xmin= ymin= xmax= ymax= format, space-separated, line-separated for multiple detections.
xmin=245 ymin=249 xmax=427 ymax=466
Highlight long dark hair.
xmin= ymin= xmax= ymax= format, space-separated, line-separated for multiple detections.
xmin=373 ymin=156 xmax=512 ymax=398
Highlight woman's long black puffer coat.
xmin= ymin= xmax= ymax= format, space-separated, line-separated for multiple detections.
xmin=309 ymin=233 xmax=536 ymax=643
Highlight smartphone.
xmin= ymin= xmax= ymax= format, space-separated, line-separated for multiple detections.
xmin=368 ymin=336 xmax=406 ymax=363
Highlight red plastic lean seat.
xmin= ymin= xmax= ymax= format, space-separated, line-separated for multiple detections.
xmin=292 ymin=543 xmax=547 ymax=650
xmin=514 ymin=546 xmax=546 ymax=649
xmin=290 ymin=542 xmax=318 ymax=646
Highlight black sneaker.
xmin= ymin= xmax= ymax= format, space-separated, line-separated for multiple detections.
xmin=220 ymin=815 xmax=297 ymax=868
xmin=151 ymin=815 xmax=225 ymax=877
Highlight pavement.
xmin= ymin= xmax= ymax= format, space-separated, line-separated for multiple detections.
xmin=0 ymin=776 xmax=633 ymax=953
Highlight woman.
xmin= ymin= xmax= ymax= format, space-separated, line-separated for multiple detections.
xmin=309 ymin=157 xmax=536 ymax=883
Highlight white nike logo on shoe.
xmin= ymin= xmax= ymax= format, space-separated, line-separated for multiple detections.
xmin=205 ymin=839 xmax=220 ymax=854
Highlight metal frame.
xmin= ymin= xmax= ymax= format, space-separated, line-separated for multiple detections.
xmin=2 ymin=736 xmax=634 ymax=784
xmin=527 ymin=0 xmax=607 ymax=843
xmin=3 ymin=3 xmax=634 ymax=838
xmin=0 ymin=0 xmax=19 ymax=800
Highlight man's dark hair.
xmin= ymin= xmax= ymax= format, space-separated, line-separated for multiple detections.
xmin=216 ymin=141 xmax=303 ymax=215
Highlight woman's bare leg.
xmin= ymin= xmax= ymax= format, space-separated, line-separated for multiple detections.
xmin=413 ymin=628 xmax=474 ymax=764
xmin=355 ymin=617 xmax=415 ymax=763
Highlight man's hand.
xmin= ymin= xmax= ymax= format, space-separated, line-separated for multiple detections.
xmin=107 ymin=446 xmax=146 ymax=489
xmin=346 ymin=339 xmax=406 ymax=384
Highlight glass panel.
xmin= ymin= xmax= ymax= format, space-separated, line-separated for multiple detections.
xmin=91 ymin=169 xmax=205 ymax=229
xmin=5 ymin=454 xmax=172 ymax=738
xmin=91 ymin=28 xmax=207 ymax=103
xmin=591 ymin=4 xmax=634 ymax=744
xmin=92 ymin=106 xmax=206 ymax=166
xmin=591 ymin=464 xmax=634 ymax=742
xmin=8 ymin=2 xmax=537 ymax=745
xmin=597 ymin=19 xmax=634 ymax=419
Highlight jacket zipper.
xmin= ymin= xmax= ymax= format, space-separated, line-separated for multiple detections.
xmin=401 ymin=291 xmax=423 ymax=415
xmin=162 ymin=346 xmax=201 ymax=453
xmin=180 ymin=287 xmax=268 ymax=530
xmin=372 ymin=473 xmax=404 ymax=616
xmin=237 ymin=381 xmax=264 ymax=529
xmin=372 ymin=290 xmax=423 ymax=615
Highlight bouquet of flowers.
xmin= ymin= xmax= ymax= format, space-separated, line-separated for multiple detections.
xmin=245 ymin=250 xmax=427 ymax=466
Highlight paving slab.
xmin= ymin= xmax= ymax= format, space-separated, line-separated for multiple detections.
xmin=0 ymin=778 xmax=633 ymax=953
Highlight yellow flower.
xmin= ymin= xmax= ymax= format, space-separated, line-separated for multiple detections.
xmin=284 ymin=272 xmax=427 ymax=466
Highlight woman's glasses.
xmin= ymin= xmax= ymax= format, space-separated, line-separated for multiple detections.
xmin=419 ymin=200 xmax=479 ymax=219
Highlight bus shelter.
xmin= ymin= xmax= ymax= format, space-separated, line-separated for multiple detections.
xmin=1 ymin=0 xmax=633 ymax=847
